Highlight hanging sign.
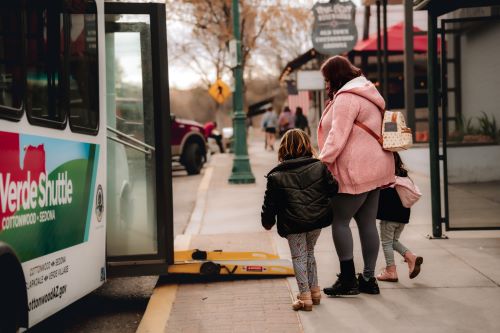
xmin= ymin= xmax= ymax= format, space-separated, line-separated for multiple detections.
xmin=311 ymin=0 xmax=358 ymax=55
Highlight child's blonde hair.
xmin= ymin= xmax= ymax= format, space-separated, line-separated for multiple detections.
xmin=278 ymin=129 xmax=316 ymax=162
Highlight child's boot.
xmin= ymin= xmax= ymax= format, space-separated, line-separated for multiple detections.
xmin=292 ymin=292 xmax=313 ymax=311
xmin=376 ymin=265 xmax=398 ymax=282
xmin=404 ymin=251 xmax=423 ymax=279
xmin=310 ymin=286 xmax=321 ymax=305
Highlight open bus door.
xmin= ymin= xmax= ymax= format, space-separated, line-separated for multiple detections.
xmin=104 ymin=2 xmax=174 ymax=277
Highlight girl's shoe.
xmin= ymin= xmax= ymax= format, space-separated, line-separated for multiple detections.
xmin=310 ymin=286 xmax=321 ymax=305
xmin=404 ymin=251 xmax=423 ymax=279
xmin=292 ymin=292 xmax=313 ymax=311
xmin=376 ymin=265 xmax=398 ymax=282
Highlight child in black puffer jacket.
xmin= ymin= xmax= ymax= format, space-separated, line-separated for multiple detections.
xmin=261 ymin=129 xmax=338 ymax=311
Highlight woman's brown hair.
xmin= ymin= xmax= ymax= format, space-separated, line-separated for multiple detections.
xmin=320 ymin=55 xmax=362 ymax=100
xmin=278 ymin=129 xmax=316 ymax=162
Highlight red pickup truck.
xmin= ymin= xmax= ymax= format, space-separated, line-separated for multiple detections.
xmin=170 ymin=114 xmax=207 ymax=175
xmin=114 ymin=98 xmax=207 ymax=175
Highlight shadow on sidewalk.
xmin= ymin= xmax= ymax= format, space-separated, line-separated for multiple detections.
xmin=158 ymin=274 xmax=286 ymax=285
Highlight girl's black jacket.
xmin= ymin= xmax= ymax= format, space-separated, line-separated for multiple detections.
xmin=261 ymin=157 xmax=338 ymax=237
xmin=377 ymin=169 xmax=411 ymax=223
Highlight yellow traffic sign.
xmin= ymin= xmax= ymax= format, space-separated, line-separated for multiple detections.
xmin=208 ymin=79 xmax=231 ymax=104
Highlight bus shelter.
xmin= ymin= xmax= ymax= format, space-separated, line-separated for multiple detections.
xmin=415 ymin=0 xmax=500 ymax=236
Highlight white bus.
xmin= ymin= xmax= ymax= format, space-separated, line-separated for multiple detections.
xmin=0 ymin=1 xmax=173 ymax=331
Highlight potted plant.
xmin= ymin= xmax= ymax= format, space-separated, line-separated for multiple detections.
xmin=462 ymin=112 xmax=497 ymax=144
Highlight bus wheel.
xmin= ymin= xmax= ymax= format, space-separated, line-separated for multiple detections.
xmin=0 ymin=260 xmax=22 ymax=333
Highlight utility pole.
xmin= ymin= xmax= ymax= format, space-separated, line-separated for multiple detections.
xmin=228 ymin=0 xmax=255 ymax=184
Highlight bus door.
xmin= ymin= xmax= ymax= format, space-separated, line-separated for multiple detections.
xmin=104 ymin=2 xmax=173 ymax=276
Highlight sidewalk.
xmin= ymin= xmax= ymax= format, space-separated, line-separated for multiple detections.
xmin=164 ymin=132 xmax=301 ymax=333
xmin=163 ymin=132 xmax=500 ymax=333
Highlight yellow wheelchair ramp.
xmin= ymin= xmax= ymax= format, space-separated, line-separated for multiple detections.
xmin=174 ymin=249 xmax=280 ymax=262
xmin=169 ymin=250 xmax=294 ymax=276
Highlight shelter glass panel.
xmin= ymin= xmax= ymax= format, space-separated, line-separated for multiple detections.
xmin=442 ymin=17 xmax=500 ymax=229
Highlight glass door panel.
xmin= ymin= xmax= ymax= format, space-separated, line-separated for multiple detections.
xmin=105 ymin=14 xmax=157 ymax=256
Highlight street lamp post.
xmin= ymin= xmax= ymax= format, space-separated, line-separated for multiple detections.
xmin=229 ymin=0 xmax=255 ymax=184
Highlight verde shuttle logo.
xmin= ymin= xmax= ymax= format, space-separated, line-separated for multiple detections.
xmin=0 ymin=131 xmax=100 ymax=262
xmin=1 ymin=171 xmax=74 ymax=229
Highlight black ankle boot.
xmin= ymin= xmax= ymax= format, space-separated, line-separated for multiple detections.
xmin=323 ymin=260 xmax=359 ymax=296
xmin=357 ymin=273 xmax=380 ymax=294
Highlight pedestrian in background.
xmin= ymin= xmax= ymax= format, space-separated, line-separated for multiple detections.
xmin=318 ymin=55 xmax=395 ymax=297
xmin=261 ymin=107 xmax=278 ymax=151
xmin=294 ymin=107 xmax=310 ymax=135
xmin=261 ymin=129 xmax=338 ymax=311
xmin=278 ymin=106 xmax=295 ymax=136
xmin=377 ymin=152 xmax=423 ymax=282
xmin=204 ymin=121 xmax=224 ymax=153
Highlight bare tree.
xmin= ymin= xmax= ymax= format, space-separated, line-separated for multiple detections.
xmin=167 ymin=0 xmax=312 ymax=89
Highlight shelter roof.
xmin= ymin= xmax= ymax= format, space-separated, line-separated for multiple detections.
xmin=247 ymin=98 xmax=274 ymax=118
xmin=414 ymin=0 xmax=500 ymax=16
xmin=279 ymin=49 xmax=319 ymax=83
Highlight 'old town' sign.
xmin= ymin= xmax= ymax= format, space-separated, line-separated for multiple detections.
xmin=312 ymin=0 xmax=358 ymax=55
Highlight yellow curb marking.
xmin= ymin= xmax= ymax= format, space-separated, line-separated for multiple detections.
xmin=137 ymin=234 xmax=192 ymax=333
xmin=136 ymin=284 xmax=177 ymax=333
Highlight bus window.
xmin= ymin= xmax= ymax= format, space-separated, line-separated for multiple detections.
xmin=25 ymin=0 xmax=66 ymax=128
xmin=66 ymin=0 xmax=99 ymax=135
xmin=0 ymin=2 xmax=24 ymax=120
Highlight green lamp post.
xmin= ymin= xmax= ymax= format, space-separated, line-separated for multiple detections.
xmin=228 ymin=0 xmax=255 ymax=184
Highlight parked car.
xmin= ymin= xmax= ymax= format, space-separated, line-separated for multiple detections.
xmin=170 ymin=114 xmax=208 ymax=175
xmin=113 ymin=98 xmax=207 ymax=175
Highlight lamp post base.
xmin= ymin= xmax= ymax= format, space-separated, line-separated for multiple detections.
xmin=229 ymin=155 xmax=255 ymax=184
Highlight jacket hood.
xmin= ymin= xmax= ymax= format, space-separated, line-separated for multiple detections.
xmin=335 ymin=76 xmax=385 ymax=110
xmin=266 ymin=157 xmax=319 ymax=176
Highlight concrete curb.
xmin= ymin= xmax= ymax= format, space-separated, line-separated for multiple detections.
xmin=184 ymin=166 xmax=214 ymax=236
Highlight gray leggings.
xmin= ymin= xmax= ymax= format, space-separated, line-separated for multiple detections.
xmin=331 ymin=189 xmax=380 ymax=278
xmin=287 ymin=229 xmax=321 ymax=293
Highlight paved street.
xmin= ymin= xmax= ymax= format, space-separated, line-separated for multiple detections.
xmin=29 ymin=168 xmax=204 ymax=332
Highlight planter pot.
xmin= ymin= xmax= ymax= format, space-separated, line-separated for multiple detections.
xmin=462 ymin=134 xmax=495 ymax=143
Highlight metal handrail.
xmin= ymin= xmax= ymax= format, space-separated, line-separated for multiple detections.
xmin=107 ymin=126 xmax=156 ymax=152
xmin=107 ymin=135 xmax=152 ymax=156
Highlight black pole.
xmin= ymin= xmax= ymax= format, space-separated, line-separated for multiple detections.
xmin=427 ymin=11 xmax=442 ymax=238
xmin=376 ymin=1 xmax=382 ymax=91
xmin=361 ymin=5 xmax=371 ymax=72
xmin=404 ymin=0 xmax=416 ymax=139
xmin=382 ymin=0 xmax=389 ymax=104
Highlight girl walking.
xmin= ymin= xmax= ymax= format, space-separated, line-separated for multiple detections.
xmin=377 ymin=153 xmax=423 ymax=282
xmin=261 ymin=129 xmax=338 ymax=311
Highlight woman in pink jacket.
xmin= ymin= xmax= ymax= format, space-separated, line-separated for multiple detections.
xmin=318 ymin=56 xmax=394 ymax=296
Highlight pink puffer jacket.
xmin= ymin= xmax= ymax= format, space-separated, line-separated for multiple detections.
xmin=318 ymin=76 xmax=395 ymax=194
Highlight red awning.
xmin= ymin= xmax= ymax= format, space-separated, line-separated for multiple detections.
xmin=353 ymin=22 xmax=433 ymax=53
